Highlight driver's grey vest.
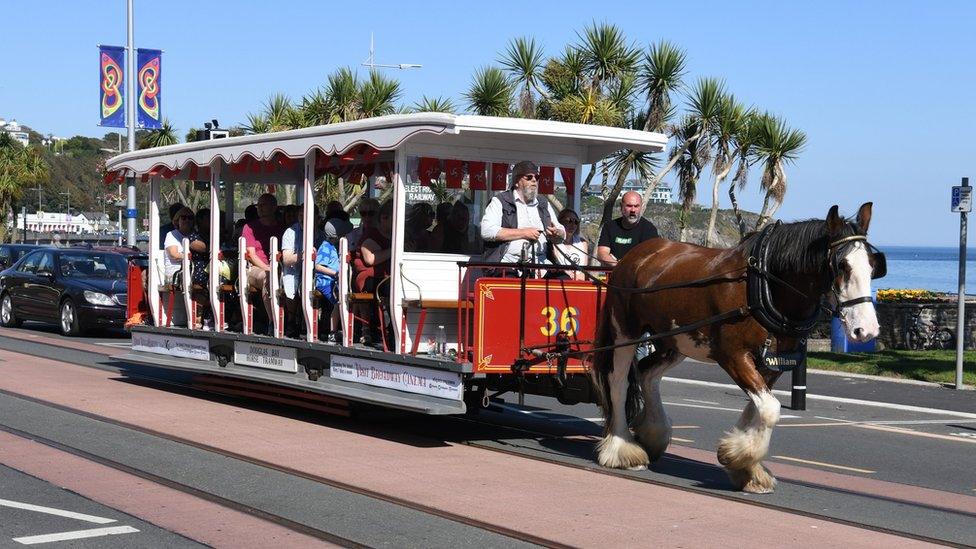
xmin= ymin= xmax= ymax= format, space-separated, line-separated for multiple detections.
xmin=482 ymin=191 xmax=552 ymax=264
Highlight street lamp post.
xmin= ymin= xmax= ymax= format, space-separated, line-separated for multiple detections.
xmin=125 ymin=0 xmax=136 ymax=246
xmin=60 ymin=192 xmax=70 ymax=234
xmin=361 ymin=33 xmax=422 ymax=71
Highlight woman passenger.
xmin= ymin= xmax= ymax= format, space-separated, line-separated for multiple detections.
xmin=552 ymin=208 xmax=589 ymax=281
xmin=356 ymin=200 xmax=393 ymax=292
xmin=163 ymin=207 xmax=210 ymax=328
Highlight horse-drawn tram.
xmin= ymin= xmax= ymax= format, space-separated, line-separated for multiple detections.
xmin=108 ymin=113 xmax=668 ymax=415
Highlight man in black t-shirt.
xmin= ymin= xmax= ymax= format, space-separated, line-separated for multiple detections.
xmin=597 ymin=191 xmax=660 ymax=266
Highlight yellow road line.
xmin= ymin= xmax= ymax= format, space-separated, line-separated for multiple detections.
xmin=778 ymin=422 xmax=850 ymax=428
xmin=671 ymin=437 xmax=694 ymax=443
xmin=772 ymin=455 xmax=875 ymax=474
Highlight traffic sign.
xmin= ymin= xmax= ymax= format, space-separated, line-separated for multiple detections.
xmin=951 ymin=185 xmax=972 ymax=213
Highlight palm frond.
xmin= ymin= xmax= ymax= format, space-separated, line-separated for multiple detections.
xmin=639 ymin=40 xmax=686 ymax=132
xmin=464 ymin=66 xmax=514 ymax=116
xmin=575 ymin=22 xmax=639 ymax=88
xmin=412 ymin=95 xmax=458 ymax=114
xmin=359 ymin=70 xmax=403 ymax=118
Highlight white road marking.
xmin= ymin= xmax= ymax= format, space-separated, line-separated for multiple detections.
xmin=813 ymin=416 xmax=976 ymax=445
xmin=772 ymin=455 xmax=875 ymax=474
xmin=662 ymin=401 xmax=743 ymax=413
xmin=13 ymin=525 xmax=139 ymax=545
xmin=682 ymin=398 xmax=719 ymax=405
xmin=664 ymin=377 xmax=976 ymax=419
xmin=813 ymin=416 xmax=976 ymax=426
xmin=0 ymin=499 xmax=115 ymax=524
xmin=94 ymin=341 xmax=130 ymax=348
xmin=780 ymin=415 xmax=801 ymax=419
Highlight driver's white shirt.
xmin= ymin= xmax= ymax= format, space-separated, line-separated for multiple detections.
xmin=480 ymin=190 xmax=564 ymax=264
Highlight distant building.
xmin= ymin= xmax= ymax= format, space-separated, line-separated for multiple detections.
xmin=11 ymin=212 xmax=108 ymax=234
xmin=0 ymin=118 xmax=29 ymax=147
xmin=621 ymin=179 xmax=673 ymax=204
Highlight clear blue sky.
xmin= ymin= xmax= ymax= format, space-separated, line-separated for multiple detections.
xmin=2 ymin=1 xmax=973 ymax=246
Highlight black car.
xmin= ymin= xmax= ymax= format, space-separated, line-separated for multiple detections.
xmin=0 ymin=244 xmax=44 ymax=270
xmin=0 ymin=248 xmax=131 ymax=335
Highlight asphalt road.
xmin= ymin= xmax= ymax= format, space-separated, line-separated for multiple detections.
xmin=0 ymin=323 xmax=973 ymax=546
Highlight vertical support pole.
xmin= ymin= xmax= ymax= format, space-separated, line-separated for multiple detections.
xmin=209 ymin=162 xmax=222 ymax=331
xmin=389 ymin=148 xmax=406 ymax=351
xmin=147 ymin=176 xmax=162 ymax=326
xmin=301 ymin=151 xmax=316 ymax=342
xmin=181 ymin=237 xmax=193 ymax=328
xmin=238 ymin=236 xmax=251 ymax=335
xmin=791 ymin=355 xmax=807 ymax=411
xmin=223 ymin=179 xmax=236 ymax=236
xmin=956 ymin=177 xmax=969 ymax=390
xmin=269 ymin=237 xmax=282 ymax=338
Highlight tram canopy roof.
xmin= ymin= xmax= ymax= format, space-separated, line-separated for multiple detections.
xmin=104 ymin=114 xmax=667 ymax=183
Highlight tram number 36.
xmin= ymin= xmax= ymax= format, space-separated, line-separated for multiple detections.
xmin=540 ymin=306 xmax=580 ymax=337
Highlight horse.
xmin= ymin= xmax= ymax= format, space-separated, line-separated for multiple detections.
xmin=590 ymin=203 xmax=882 ymax=493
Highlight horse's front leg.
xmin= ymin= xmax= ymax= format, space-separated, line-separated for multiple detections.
xmin=717 ymin=354 xmax=781 ymax=494
xmin=596 ymin=340 xmax=649 ymax=470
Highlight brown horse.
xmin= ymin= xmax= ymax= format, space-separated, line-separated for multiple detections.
xmin=591 ymin=203 xmax=882 ymax=493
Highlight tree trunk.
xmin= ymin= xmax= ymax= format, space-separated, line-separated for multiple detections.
xmin=546 ymin=194 xmax=564 ymax=213
xmin=704 ymin=163 xmax=732 ymax=247
xmin=755 ymin=171 xmax=780 ymax=230
xmin=640 ymin=132 xmax=701 ymax=215
xmin=600 ymin=157 xmax=634 ymax=228
xmin=728 ymin=182 xmax=745 ymax=239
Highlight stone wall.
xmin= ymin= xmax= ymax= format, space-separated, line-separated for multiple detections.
xmin=876 ymin=300 xmax=976 ymax=350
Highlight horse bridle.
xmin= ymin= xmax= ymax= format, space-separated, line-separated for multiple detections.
xmin=827 ymin=234 xmax=886 ymax=311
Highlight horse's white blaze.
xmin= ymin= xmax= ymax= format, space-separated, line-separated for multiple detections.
xmin=837 ymin=243 xmax=880 ymax=342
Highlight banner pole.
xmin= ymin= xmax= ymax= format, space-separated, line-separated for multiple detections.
xmin=125 ymin=0 xmax=137 ymax=246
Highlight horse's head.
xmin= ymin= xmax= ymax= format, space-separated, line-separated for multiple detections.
xmin=826 ymin=202 xmax=882 ymax=342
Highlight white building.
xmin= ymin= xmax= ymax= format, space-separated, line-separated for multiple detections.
xmin=0 ymin=118 xmax=29 ymax=147
xmin=15 ymin=212 xmax=107 ymax=234
xmin=621 ymin=179 xmax=673 ymax=204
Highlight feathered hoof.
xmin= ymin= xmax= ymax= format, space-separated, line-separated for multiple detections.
xmin=635 ymin=425 xmax=672 ymax=462
xmin=596 ymin=434 xmax=650 ymax=469
xmin=726 ymin=464 xmax=777 ymax=494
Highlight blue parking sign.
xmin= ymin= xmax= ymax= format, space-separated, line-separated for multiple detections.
xmin=951 ymin=186 xmax=972 ymax=213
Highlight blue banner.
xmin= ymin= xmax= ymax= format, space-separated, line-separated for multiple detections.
xmin=136 ymin=48 xmax=162 ymax=129
xmin=98 ymin=46 xmax=125 ymax=128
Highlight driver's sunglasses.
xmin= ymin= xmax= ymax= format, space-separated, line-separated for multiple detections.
xmin=521 ymin=174 xmax=539 ymax=181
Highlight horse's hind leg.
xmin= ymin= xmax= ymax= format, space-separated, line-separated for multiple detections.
xmin=596 ymin=339 xmax=649 ymax=470
xmin=632 ymin=349 xmax=683 ymax=461
xmin=717 ymin=357 xmax=781 ymax=494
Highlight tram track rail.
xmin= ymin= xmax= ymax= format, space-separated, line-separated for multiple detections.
xmin=0 ymin=332 xmax=972 ymax=547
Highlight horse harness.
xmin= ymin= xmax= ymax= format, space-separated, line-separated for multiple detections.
xmin=543 ymin=222 xmax=885 ymax=375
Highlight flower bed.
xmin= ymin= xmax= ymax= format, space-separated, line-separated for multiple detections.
xmin=876 ymin=288 xmax=952 ymax=303
xmin=873 ymin=289 xmax=974 ymax=350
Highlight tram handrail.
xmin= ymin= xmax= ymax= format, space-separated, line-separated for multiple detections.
xmin=269 ymin=236 xmax=282 ymax=338
xmin=238 ymin=236 xmax=251 ymax=335
xmin=181 ymin=237 xmax=193 ymax=329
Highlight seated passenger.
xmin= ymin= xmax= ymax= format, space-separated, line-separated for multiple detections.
xmin=427 ymin=202 xmax=453 ymax=251
xmin=242 ymin=193 xmax=284 ymax=327
xmin=355 ymin=200 xmax=393 ymax=293
xmin=405 ymin=202 xmax=434 ymax=252
xmin=316 ymin=220 xmax=343 ymax=343
xmin=441 ymin=201 xmax=475 ymax=254
xmin=164 ymin=207 xmax=210 ymax=328
xmin=283 ymin=204 xmax=300 ymax=228
xmin=159 ymin=202 xmax=185 ymax=250
xmin=480 ymin=161 xmax=565 ymax=275
xmin=190 ymin=208 xmax=214 ymax=329
xmin=280 ymin=205 xmax=320 ymax=338
xmin=346 ymin=198 xmax=380 ymax=252
xmin=551 ymin=208 xmax=589 ymax=281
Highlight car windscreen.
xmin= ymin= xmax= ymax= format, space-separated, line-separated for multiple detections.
xmin=59 ymin=253 xmax=128 ymax=279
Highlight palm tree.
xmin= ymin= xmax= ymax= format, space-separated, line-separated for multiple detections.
xmin=358 ymin=70 xmax=403 ymax=119
xmin=599 ymin=113 xmax=659 ymax=226
xmin=704 ymin=95 xmax=748 ymax=246
xmin=639 ymin=40 xmax=686 ymax=133
xmin=325 ymin=67 xmax=361 ymax=123
xmin=499 ymin=36 xmax=548 ymax=117
xmin=0 ymin=135 xmax=48 ymax=242
xmin=753 ymin=113 xmax=807 ymax=229
xmin=729 ymin=110 xmax=761 ymax=237
xmin=640 ymin=77 xmax=725 ymax=212
xmin=576 ymin=22 xmax=639 ymax=91
xmin=672 ymin=117 xmax=706 ymax=242
xmin=412 ymin=96 xmax=458 ymax=114
xmin=139 ymin=119 xmax=179 ymax=149
xmin=464 ymin=66 xmax=514 ymax=116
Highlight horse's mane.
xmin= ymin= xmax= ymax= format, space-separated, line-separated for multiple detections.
xmin=743 ymin=218 xmax=860 ymax=275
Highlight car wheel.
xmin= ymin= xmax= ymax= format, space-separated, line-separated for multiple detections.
xmin=60 ymin=299 xmax=83 ymax=336
xmin=0 ymin=293 xmax=21 ymax=328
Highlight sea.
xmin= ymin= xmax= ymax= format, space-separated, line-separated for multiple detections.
xmin=877 ymin=246 xmax=976 ymax=294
